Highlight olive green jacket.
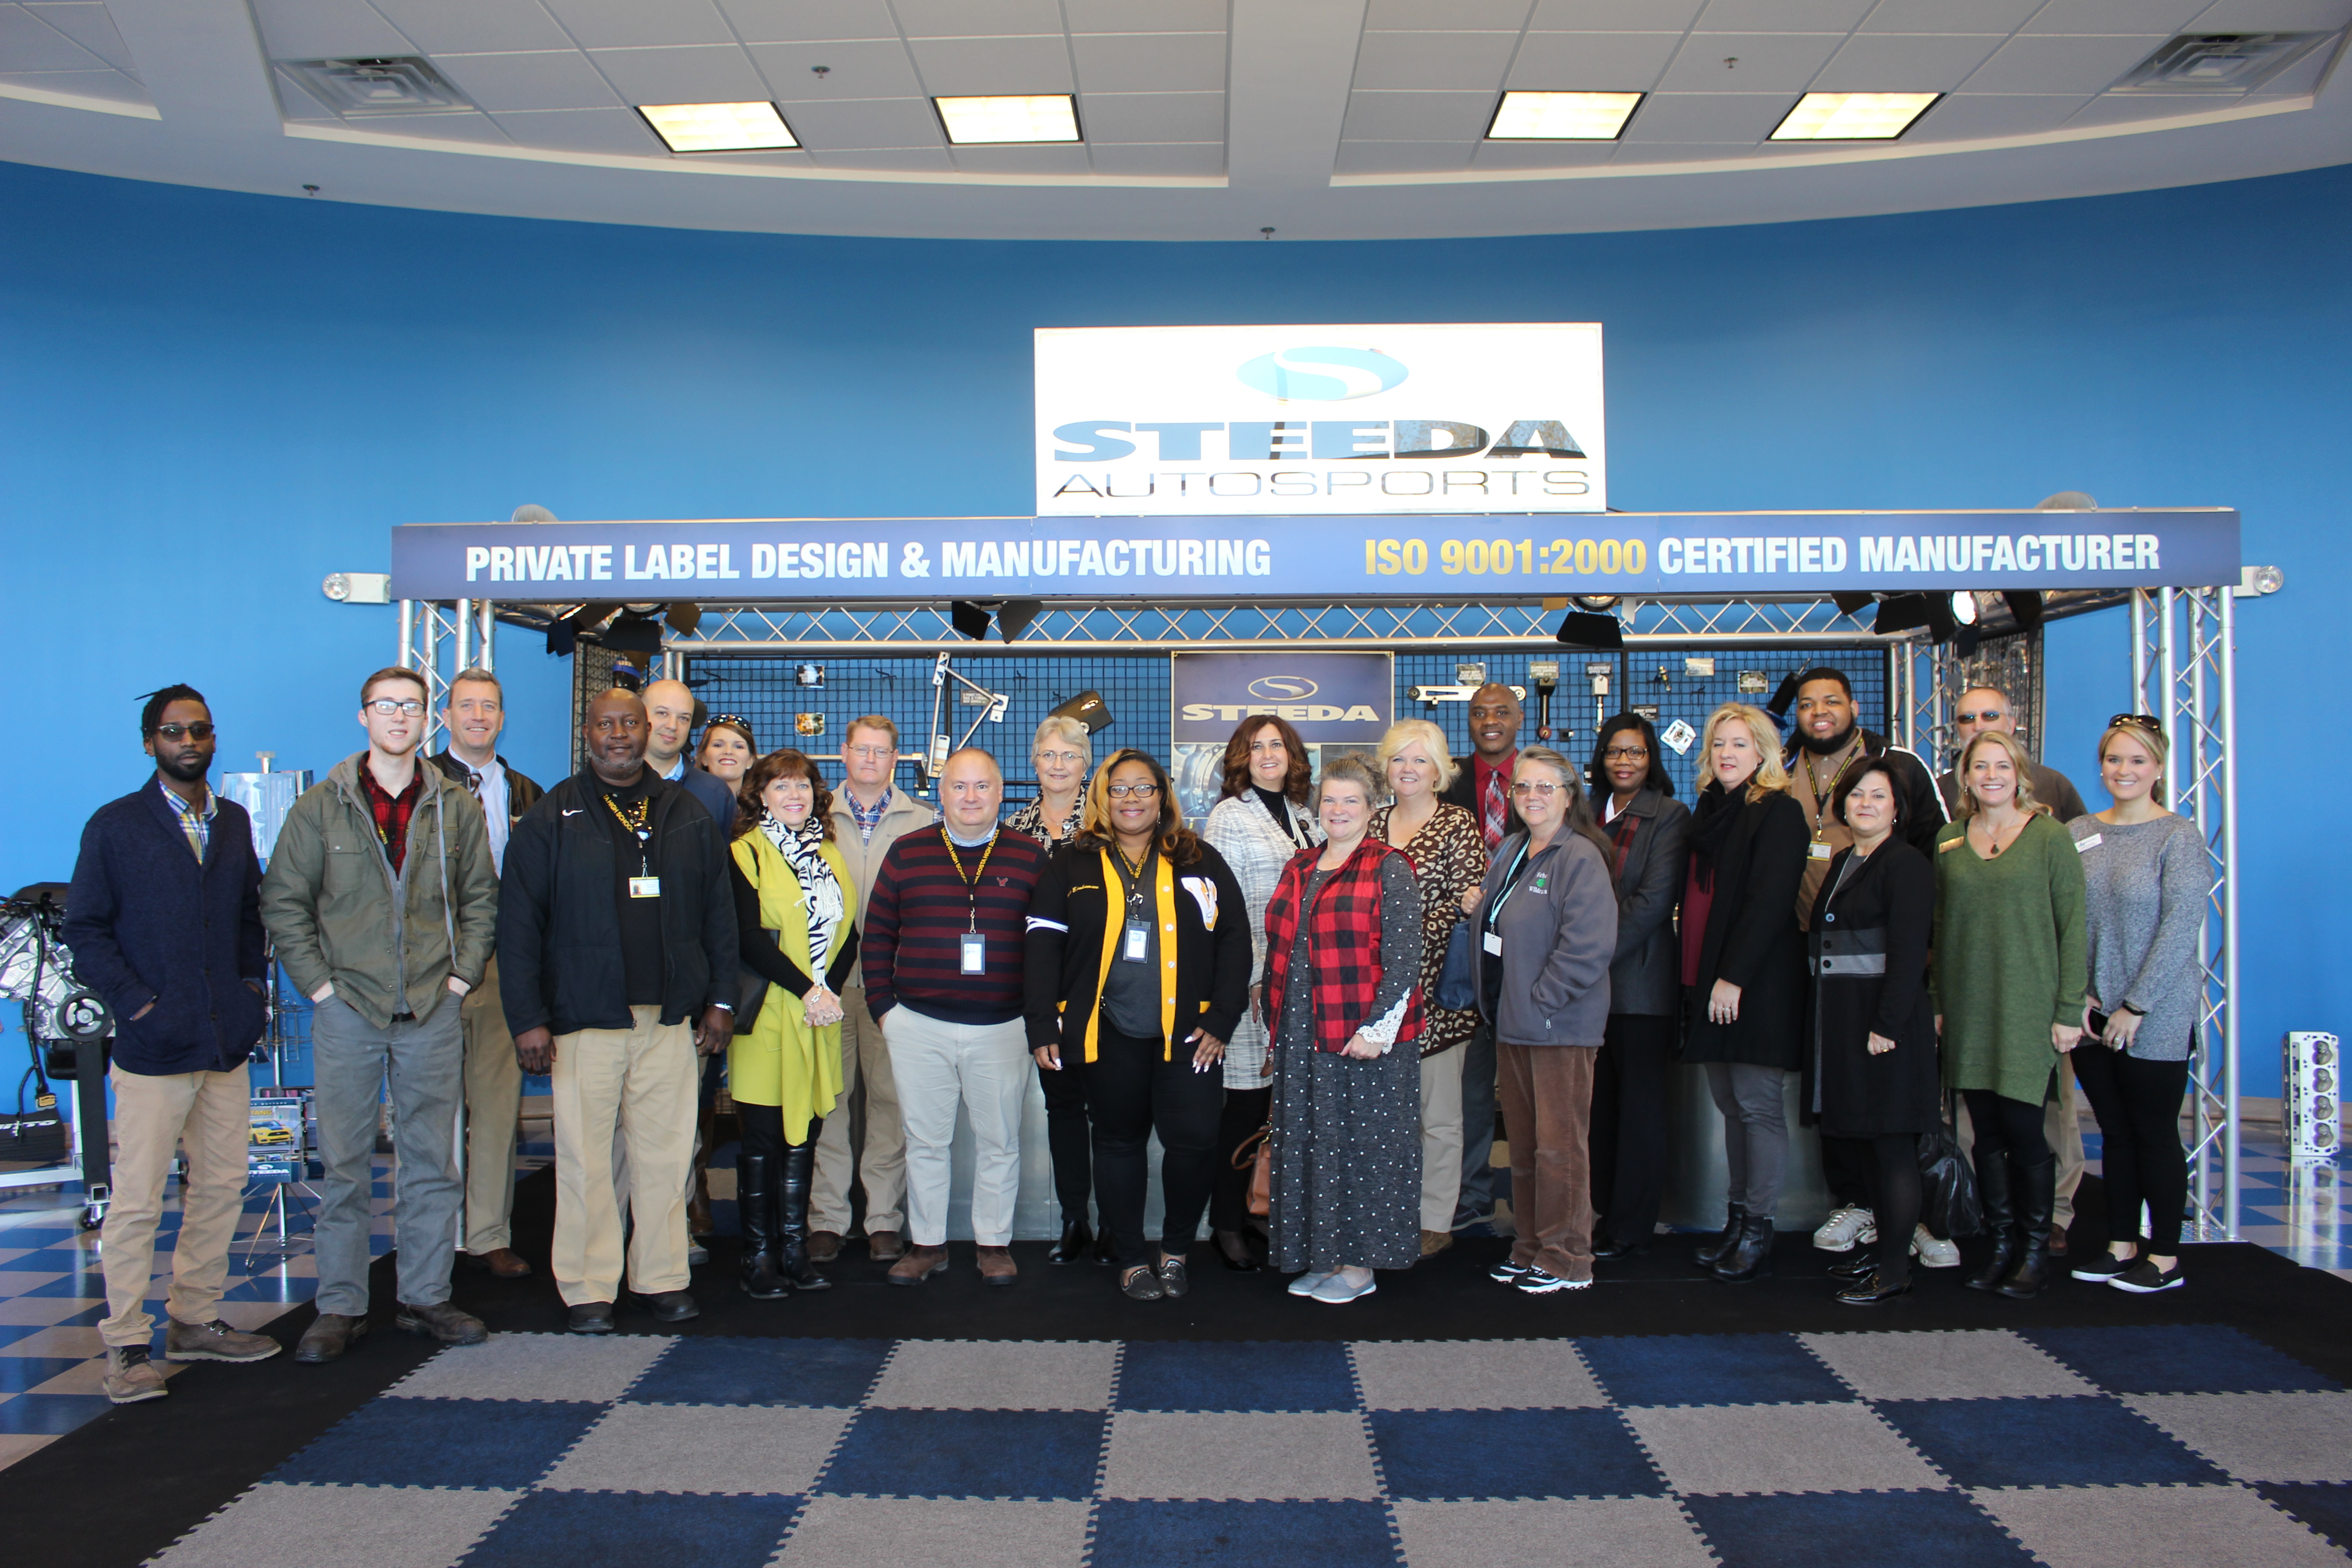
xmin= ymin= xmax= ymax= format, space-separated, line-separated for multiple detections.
xmin=1929 ymin=812 xmax=2088 ymax=1106
xmin=259 ymin=753 xmax=500 ymax=1030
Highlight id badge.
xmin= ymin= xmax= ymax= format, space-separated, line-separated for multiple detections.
xmin=1808 ymin=842 xmax=1834 ymax=861
xmin=1482 ymin=930 xmax=1504 ymax=956
xmin=960 ymin=931 xmax=986 ymax=975
xmin=628 ymin=875 xmax=662 ymax=898
xmin=1121 ymin=919 xmax=1150 ymax=963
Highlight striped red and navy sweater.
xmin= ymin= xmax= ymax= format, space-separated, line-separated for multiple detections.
xmin=862 ymin=826 xmax=1049 ymax=1025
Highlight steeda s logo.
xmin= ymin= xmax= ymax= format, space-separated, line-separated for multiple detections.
xmin=1236 ymin=347 xmax=1409 ymax=402
xmin=1247 ymin=676 xmax=1319 ymax=701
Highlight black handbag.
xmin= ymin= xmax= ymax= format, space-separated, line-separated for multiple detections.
xmin=1435 ymin=920 xmax=1479 ymax=1012
xmin=1918 ymin=1094 xmax=1984 ymax=1239
xmin=736 ymin=929 xmax=775 ymax=1031
xmin=1 ymin=1062 xmax=69 ymax=1165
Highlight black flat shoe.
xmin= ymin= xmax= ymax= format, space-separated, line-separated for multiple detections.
xmin=1826 ymin=1250 xmax=1878 ymax=1281
xmin=1835 ymin=1269 xmax=1913 ymax=1305
xmin=1120 ymin=1264 xmax=1165 ymax=1301
xmin=1590 ymin=1237 xmax=1648 ymax=1261
xmin=1214 ymin=1230 xmax=1261 ymax=1272
xmin=1156 ymin=1253 xmax=1191 ymax=1298
xmin=1049 ymin=1218 xmax=1094 ymax=1265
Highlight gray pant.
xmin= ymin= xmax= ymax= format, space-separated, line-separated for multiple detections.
xmin=310 ymin=993 xmax=464 ymax=1316
xmin=1704 ymin=1061 xmax=1789 ymax=1220
xmin=1453 ymin=1022 xmax=1499 ymax=1225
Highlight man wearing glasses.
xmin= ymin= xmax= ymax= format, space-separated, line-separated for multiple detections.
xmin=260 ymin=667 xmax=500 ymax=1362
xmin=1933 ymin=686 xmax=2089 ymax=823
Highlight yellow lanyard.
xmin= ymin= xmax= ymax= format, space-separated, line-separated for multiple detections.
xmin=1803 ymin=740 xmax=1863 ymax=839
xmin=604 ymin=793 xmax=652 ymax=872
xmin=939 ymin=828 xmax=998 ymax=931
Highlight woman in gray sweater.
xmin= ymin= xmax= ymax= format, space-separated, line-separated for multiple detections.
xmin=2068 ymin=715 xmax=2208 ymax=1295
xmin=1466 ymin=747 xmax=1618 ymax=1295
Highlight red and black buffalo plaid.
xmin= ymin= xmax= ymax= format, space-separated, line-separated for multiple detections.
xmin=1261 ymin=838 xmax=1424 ymax=1054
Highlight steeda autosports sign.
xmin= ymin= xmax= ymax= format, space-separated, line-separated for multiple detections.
xmin=1034 ymin=323 xmax=1607 ymax=518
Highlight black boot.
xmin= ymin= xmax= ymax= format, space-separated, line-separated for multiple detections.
xmin=737 ymin=1154 xmax=788 ymax=1300
xmin=1712 ymin=1214 xmax=1777 ymax=1283
xmin=1998 ymin=1157 xmax=2057 ymax=1300
xmin=1964 ymin=1151 xmax=2017 ymax=1293
xmin=1695 ymin=1202 xmax=1746 ymax=1269
xmin=1092 ymin=1223 xmax=1119 ymax=1267
xmin=1049 ymin=1217 xmax=1094 ymax=1264
xmin=778 ymin=1139 xmax=830 ymax=1292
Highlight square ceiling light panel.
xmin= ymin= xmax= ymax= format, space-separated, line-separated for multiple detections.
xmin=1486 ymin=91 xmax=1643 ymax=141
xmin=638 ymin=101 xmax=799 ymax=152
xmin=1770 ymin=92 xmax=1939 ymax=141
xmin=935 ymin=94 xmax=1082 ymax=145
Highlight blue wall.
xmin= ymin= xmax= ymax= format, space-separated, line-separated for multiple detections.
xmin=3 ymin=159 xmax=2343 ymax=1094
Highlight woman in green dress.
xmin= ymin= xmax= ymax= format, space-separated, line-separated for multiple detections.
xmin=1931 ymin=729 xmax=2087 ymax=1301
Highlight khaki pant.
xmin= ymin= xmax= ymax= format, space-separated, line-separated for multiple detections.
xmin=460 ymin=957 xmax=523 ymax=1254
xmin=810 ymin=983 xmax=906 ymax=1235
xmin=1418 ymin=1047 xmax=1466 ymax=1234
xmin=882 ymin=1003 xmax=1028 ymax=1248
xmin=1497 ymin=1041 xmax=1597 ymax=1282
xmin=100 ymin=1061 xmax=252 ymax=1348
xmin=550 ymin=1006 xmax=697 ymax=1306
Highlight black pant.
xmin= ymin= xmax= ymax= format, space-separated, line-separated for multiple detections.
xmin=1038 ymin=1045 xmax=1093 ymax=1226
xmin=738 ymin=1100 xmax=816 ymax=1164
xmin=2072 ymin=1046 xmax=2191 ymax=1254
xmin=1821 ymin=1135 xmax=1877 ymax=1211
xmin=1960 ymin=1088 xmax=2050 ymax=1164
xmin=1865 ymin=1133 xmax=1922 ymax=1285
xmin=1210 ymin=1085 xmax=1273 ymax=1232
xmin=1589 ymin=1014 xmax=1672 ymax=1248
xmin=1082 ymin=1025 xmax=1225 ymax=1260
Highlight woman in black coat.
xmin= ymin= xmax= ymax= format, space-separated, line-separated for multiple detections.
xmin=1681 ymin=703 xmax=1809 ymax=1284
xmin=1804 ymin=763 xmax=1940 ymax=1305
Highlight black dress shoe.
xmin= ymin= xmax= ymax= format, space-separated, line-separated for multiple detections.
xmin=1590 ymin=1237 xmax=1648 ymax=1261
xmin=1827 ymin=1250 xmax=1878 ymax=1281
xmin=568 ymin=1302 xmax=615 ymax=1334
xmin=1214 ymin=1230 xmax=1261 ymax=1273
xmin=1049 ymin=1218 xmax=1095 ymax=1265
xmin=637 ymin=1289 xmax=700 ymax=1323
xmin=1092 ymin=1225 xmax=1119 ymax=1268
xmin=1835 ymin=1269 xmax=1913 ymax=1305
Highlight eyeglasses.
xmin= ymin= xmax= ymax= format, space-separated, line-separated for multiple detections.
xmin=1105 ymin=782 xmax=1161 ymax=799
xmin=1602 ymin=746 xmax=1648 ymax=762
xmin=366 ymin=699 xmax=426 ymax=717
xmin=1510 ymin=781 xmax=1563 ymax=798
xmin=151 ymin=722 xmax=215 ymax=742
xmin=1038 ymin=750 xmax=1086 ymax=766
xmin=845 ymin=744 xmax=894 ymax=760
xmin=1956 ymin=709 xmax=2008 ymax=725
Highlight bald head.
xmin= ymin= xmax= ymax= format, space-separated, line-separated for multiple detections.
xmin=1468 ymin=682 xmax=1523 ymax=761
xmin=642 ymin=678 xmax=696 ymax=769
xmin=582 ymin=688 xmax=649 ymax=785
xmin=941 ymin=747 xmax=1004 ymax=835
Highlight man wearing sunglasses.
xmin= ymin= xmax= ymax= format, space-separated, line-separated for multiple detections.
xmin=1932 ymin=686 xmax=2089 ymax=824
xmin=260 ymin=667 xmax=500 ymax=1363
xmin=66 ymin=686 xmax=282 ymax=1404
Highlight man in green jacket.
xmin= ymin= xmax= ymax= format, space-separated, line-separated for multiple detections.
xmin=260 ymin=667 xmax=500 ymax=1362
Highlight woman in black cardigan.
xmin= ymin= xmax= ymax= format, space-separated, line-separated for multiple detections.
xmin=1681 ymin=703 xmax=1809 ymax=1284
xmin=1804 ymin=764 xmax=1940 ymax=1304
xmin=1024 ymin=750 xmax=1251 ymax=1301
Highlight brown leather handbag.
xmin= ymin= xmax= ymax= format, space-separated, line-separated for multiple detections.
xmin=1234 ymin=1123 xmax=1273 ymax=1218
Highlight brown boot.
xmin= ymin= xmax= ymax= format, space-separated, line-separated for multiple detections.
xmin=975 ymin=1246 xmax=1018 ymax=1288
xmin=866 ymin=1229 xmax=906 ymax=1263
xmin=807 ymin=1230 xmax=843 ymax=1264
xmin=887 ymin=1244 xmax=948 ymax=1286
xmin=470 ymin=1247 xmax=533 ymax=1279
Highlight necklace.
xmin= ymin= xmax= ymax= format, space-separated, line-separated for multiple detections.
xmin=1975 ymin=812 xmax=2026 ymax=857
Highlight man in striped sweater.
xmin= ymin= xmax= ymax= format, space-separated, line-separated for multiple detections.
xmin=863 ymin=748 xmax=1049 ymax=1287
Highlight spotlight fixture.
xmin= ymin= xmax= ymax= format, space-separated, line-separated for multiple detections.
xmin=1485 ymin=91 xmax=1642 ymax=141
xmin=1049 ymin=690 xmax=1114 ymax=734
xmin=996 ymin=599 xmax=1045 ymax=642
xmin=637 ymin=101 xmax=799 ymax=152
xmin=1832 ymin=591 xmax=1876 ymax=616
xmin=935 ymin=94 xmax=1080 ymax=145
xmin=664 ymin=602 xmax=702 ymax=636
xmin=546 ymin=601 xmax=620 ymax=657
xmin=1554 ymin=610 xmax=1624 ymax=650
xmin=1950 ymin=591 xmax=1980 ymax=627
xmin=2002 ymin=590 xmax=2046 ymax=630
xmin=949 ymin=600 xmax=993 ymax=640
xmin=1765 ymin=672 xmax=1803 ymax=719
xmin=596 ymin=613 xmax=665 ymax=656
xmin=1872 ymin=593 xmax=1931 ymax=637
xmin=1770 ymin=92 xmax=1938 ymax=141
xmin=321 ymin=571 xmax=392 ymax=604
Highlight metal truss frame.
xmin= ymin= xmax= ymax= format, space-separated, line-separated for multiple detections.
xmin=395 ymin=598 xmax=496 ymax=756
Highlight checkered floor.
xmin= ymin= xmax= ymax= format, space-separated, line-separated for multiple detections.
xmin=141 ymin=1325 xmax=2352 ymax=1568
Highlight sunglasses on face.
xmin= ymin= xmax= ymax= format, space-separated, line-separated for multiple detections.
xmin=2108 ymin=713 xmax=2165 ymax=735
xmin=1956 ymin=709 xmax=2007 ymax=725
xmin=151 ymin=723 xmax=214 ymax=742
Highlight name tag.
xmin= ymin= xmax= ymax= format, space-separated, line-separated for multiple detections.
xmin=1121 ymin=920 xmax=1150 ymax=963
xmin=1483 ymin=930 xmax=1504 ymax=956
xmin=628 ymin=876 xmax=662 ymax=898
xmin=1808 ymin=841 xmax=1834 ymax=861
xmin=1937 ymin=838 xmax=1962 ymax=854
xmin=2075 ymin=833 xmax=2102 ymax=852
xmin=960 ymin=931 xmax=986 ymax=975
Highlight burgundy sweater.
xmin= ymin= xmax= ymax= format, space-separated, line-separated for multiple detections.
xmin=862 ymin=826 xmax=1048 ymax=1025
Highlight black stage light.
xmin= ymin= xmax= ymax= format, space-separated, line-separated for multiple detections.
xmin=1766 ymin=672 xmax=1803 ymax=718
xmin=1050 ymin=690 xmax=1113 ymax=734
xmin=1873 ymin=594 xmax=1930 ymax=636
xmin=950 ymin=600 xmax=992 ymax=640
xmin=1832 ymin=591 xmax=1876 ymax=616
xmin=598 ymin=612 xmax=665 ymax=656
xmin=997 ymin=599 xmax=1044 ymax=642
xmin=1554 ymin=610 xmax=1624 ymax=649
xmin=665 ymin=601 xmax=702 ymax=636
xmin=2003 ymin=589 xmax=2045 ymax=630
xmin=547 ymin=601 xmax=620 ymax=658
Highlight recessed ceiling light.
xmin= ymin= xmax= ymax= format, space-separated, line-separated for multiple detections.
xmin=1769 ymin=92 xmax=1939 ymax=141
xmin=1486 ymin=91 xmax=1643 ymax=141
xmin=2112 ymin=32 xmax=2333 ymax=93
xmin=935 ymin=95 xmax=1081 ymax=145
xmin=637 ymin=101 xmax=798 ymax=153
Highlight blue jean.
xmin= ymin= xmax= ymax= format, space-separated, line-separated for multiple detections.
xmin=309 ymin=993 xmax=464 ymax=1315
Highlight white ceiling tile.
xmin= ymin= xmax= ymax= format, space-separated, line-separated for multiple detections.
xmin=2024 ymin=0 xmax=2212 ymax=32
xmin=1897 ymin=90 xmax=2092 ymax=139
xmin=1530 ymin=0 xmax=1703 ymax=29
xmin=746 ymin=39 xmax=920 ymax=98
xmin=1617 ymin=89 xmax=1790 ymax=139
xmin=1963 ymin=32 xmax=2171 ymax=92
xmin=905 ymin=34 xmax=1073 ymax=93
xmin=0 ymin=5 xmax=103 ymax=69
xmin=1608 ymin=138 xmax=1754 ymax=160
xmin=1334 ymin=139 xmax=1477 ymax=172
xmin=2065 ymin=90 xmax=2220 ymax=124
xmin=275 ymin=65 xmax=341 ymax=118
xmin=23 ymin=4 xmax=133 ymax=69
xmin=249 ymin=0 xmax=412 ymax=59
xmin=492 ymin=104 xmax=664 ymax=150
xmin=2187 ymin=0 xmax=2352 ymax=27
xmin=1353 ymin=30 xmax=1519 ymax=90
xmin=1078 ymin=88 xmax=1225 ymax=140
xmin=538 ymin=0 xmax=732 ymax=49
xmin=587 ymin=43 xmax=766 ymax=101
xmin=0 ymin=64 xmax=143 ymax=100
xmin=1814 ymin=32 xmax=2003 ymax=90
xmin=893 ymin=0 xmax=1063 ymax=38
xmin=1660 ymin=31 xmax=1842 ymax=89
xmin=2240 ymin=43 xmax=2335 ymax=94
xmin=1066 ymin=0 xmax=1229 ymax=30
xmin=1859 ymin=0 xmax=2038 ymax=29
xmin=351 ymin=108 xmax=512 ymax=141
xmin=775 ymin=94 xmax=942 ymax=147
xmin=1471 ymin=137 xmax=1619 ymax=165
xmin=717 ymin=0 xmax=899 ymax=44
xmin=1507 ymin=31 xmax=1682 ymax=87
xmin=1339 ymin=88 xmax=1500 ymax=139
xmin=1366 ymin=0 xmax=1531 ymax=27
xmin=368 ymin=0 xmax=572 ymax=53
xmin=1088 ymin=140 xmax=1223 ymax=173
xmin=1693 ymin=0 xmax=1872 ymax=30
xmin=806 ymin=145 xmax=954 ymax=168
xmin=1072 ymin=31 xmax=1225 ymax=92
xmin=435 ymin=49 xmax=618 ymax=111
xmin=950 ymin=142 xmax=1091 ymax=171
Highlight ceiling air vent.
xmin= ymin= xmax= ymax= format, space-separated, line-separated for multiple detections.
xmin=2111 ymin=32 xmax=2334 ymax=94
xmin=279 ymin=57 xmax=470 ymax=116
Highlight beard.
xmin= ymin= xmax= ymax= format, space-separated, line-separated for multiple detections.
xmin=1796 ymin=717 xmax=1859 ymax=756
xmin=157 ymin=750 xmax=210 ymax=783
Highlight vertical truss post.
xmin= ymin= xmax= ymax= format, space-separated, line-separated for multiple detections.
xmin=395 ymin=601 xmax=461 ymax=756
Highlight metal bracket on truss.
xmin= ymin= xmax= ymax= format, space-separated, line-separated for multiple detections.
xmin=924 ymin=651 xmax=1010 ymax=777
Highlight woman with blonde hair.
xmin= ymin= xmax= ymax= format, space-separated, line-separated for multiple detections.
xmin=1369 ymin=718 xmax=1488 ymax=1258
xmin=1681 ymin=703 xmax=1809 ymax=1283
xmin=1935 ymin=728 xmax=2087 ymax=1300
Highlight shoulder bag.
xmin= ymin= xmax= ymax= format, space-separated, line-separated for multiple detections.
xmin=1 ymin=1059 xmax=68 ymax=1165
xmin=1917 ymin=1091 xmax=1983 ymax=1239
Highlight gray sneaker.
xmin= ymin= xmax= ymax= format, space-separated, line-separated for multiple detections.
xmin=1286 ymin=1270 xmax=1336 ymax=1297
xmin=166 ymin=1318 xmax=283 ymax=1363
xmin=102 ymin=1344 xmax=169 ymax=1404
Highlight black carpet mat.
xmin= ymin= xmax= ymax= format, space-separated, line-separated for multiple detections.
xmin=10 ymin=1165 xmax=2347 ymax=1568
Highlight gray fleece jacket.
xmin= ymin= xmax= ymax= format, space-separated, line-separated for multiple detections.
xmin=1470 ymin=828 xmax=1617 ymax=1047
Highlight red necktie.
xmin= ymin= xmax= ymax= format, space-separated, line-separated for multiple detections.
xmin=1482 ymin=767 xmax=1506 ymax=849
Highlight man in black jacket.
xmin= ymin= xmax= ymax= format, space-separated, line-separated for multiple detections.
xmin=65 ymin=685 xmax=282 ymax=1404
xmin=428 ymin=667 xmax=543 ymax=1280
xmin=500 ymin=686 xmax=737 ymax=1333
xmin=1436 ymin=681 xmax=1524 ymax=1232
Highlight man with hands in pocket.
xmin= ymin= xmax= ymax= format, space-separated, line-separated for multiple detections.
xmin=260 ymin=667 xmax=500 ymax=1363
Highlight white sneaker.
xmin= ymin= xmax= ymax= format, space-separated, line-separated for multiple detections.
xmin=1914 ymin=1226 xmax=1960 ymax=1268
xmin=1813 ymin=1206 xmax=1876 ymax=1252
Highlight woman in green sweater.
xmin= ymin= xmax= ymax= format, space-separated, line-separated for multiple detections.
xmin=1932 ymin=729 xmax=2087 ymax=1301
